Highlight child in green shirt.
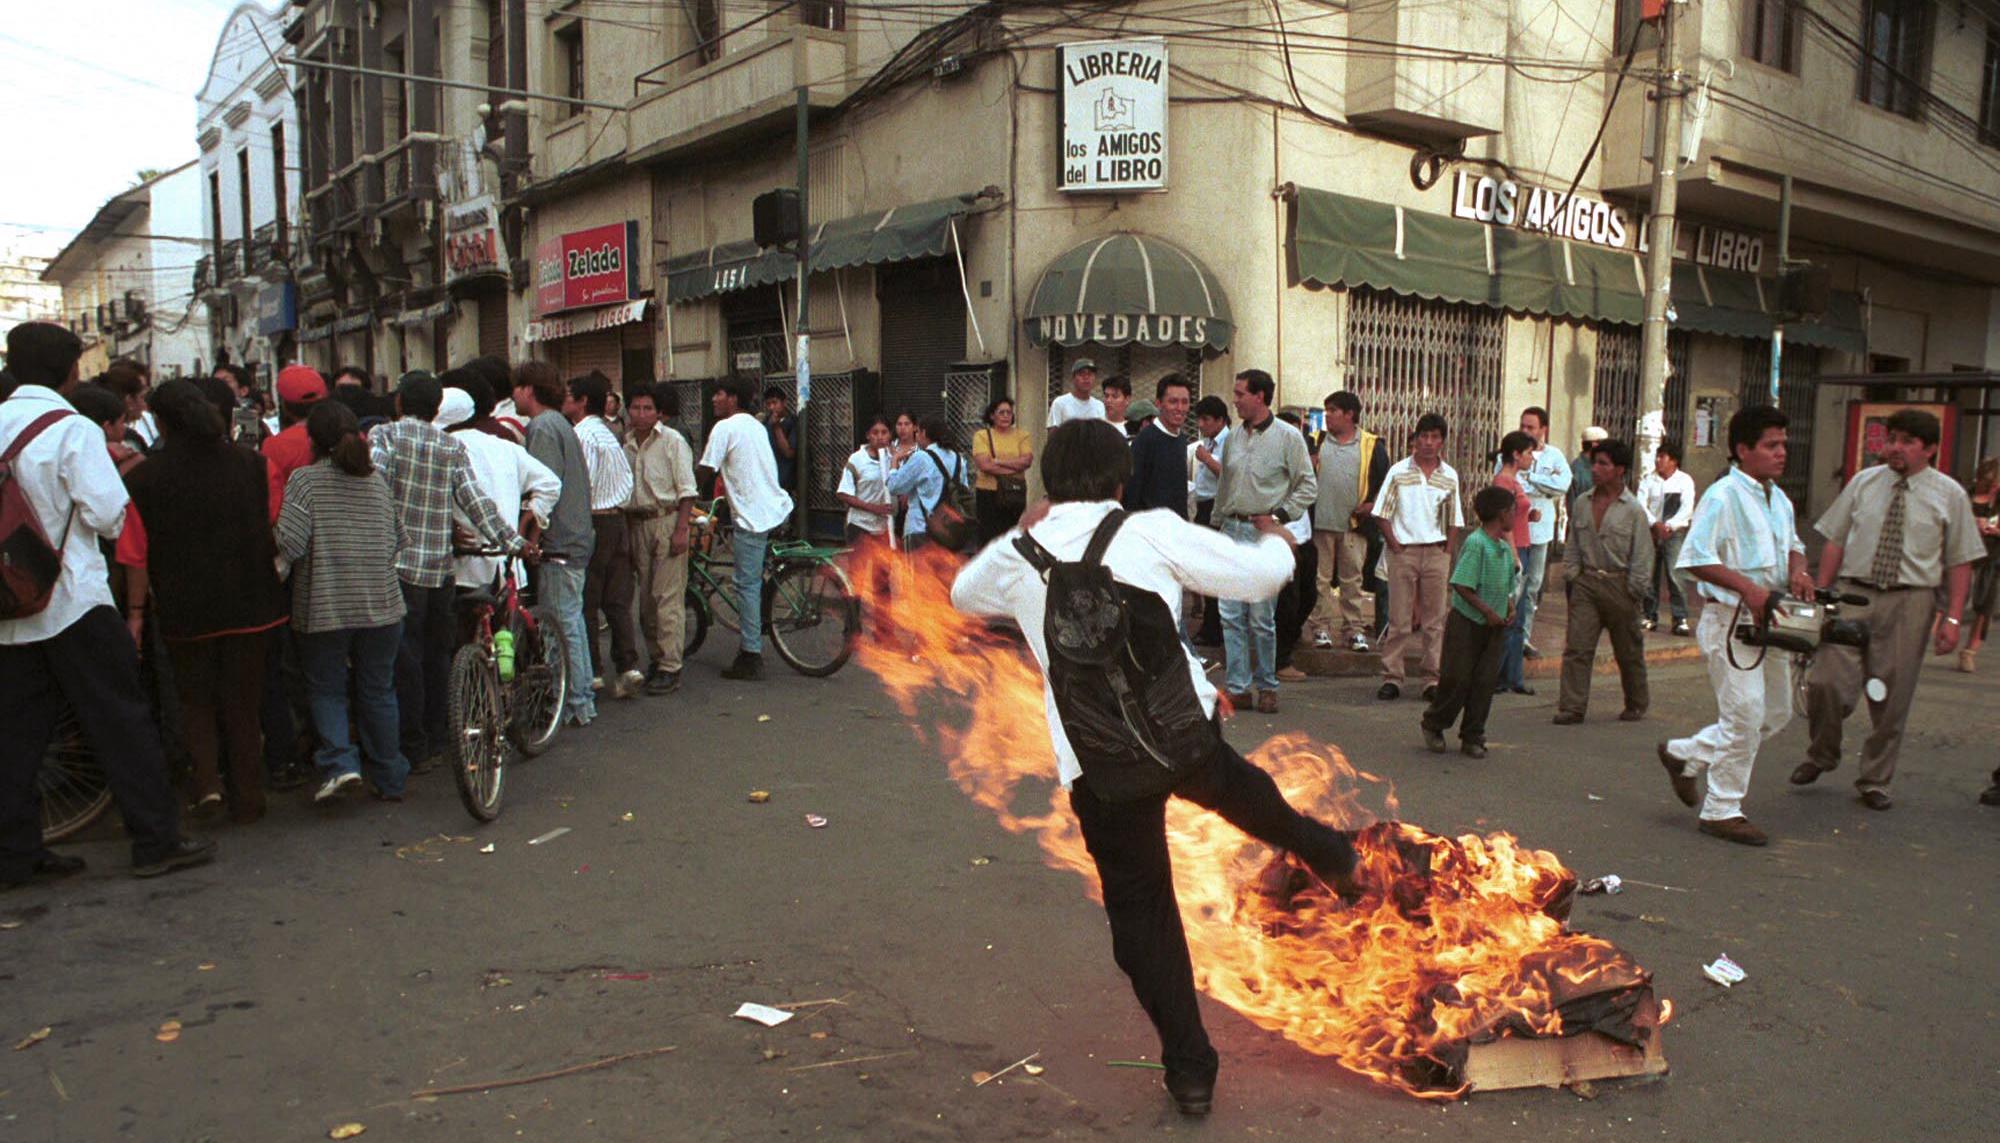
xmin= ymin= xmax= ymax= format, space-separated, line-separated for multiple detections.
xmin=1422 ymin=485 xmax=1520 ymax=757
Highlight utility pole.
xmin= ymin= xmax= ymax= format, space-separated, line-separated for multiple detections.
xmin=792 ymin=85 xmax=811 ymax=536
xmin=1769 ymin=174 xmax=1792 ymax=404
xmin=1636 ymin=0 xmax=1686 ymax=475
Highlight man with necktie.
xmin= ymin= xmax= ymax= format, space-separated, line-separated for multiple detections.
xmin=1795 ymin=409 xmax=1984 ymax=810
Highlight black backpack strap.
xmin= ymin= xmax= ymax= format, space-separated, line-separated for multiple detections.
xmin=1013 ymin=529 xmax=1058 ymax=576
xmin=1081 ymin=509 xmax=1129 ymax=568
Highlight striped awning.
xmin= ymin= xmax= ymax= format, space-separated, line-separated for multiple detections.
xmin=1024 ymin=232 xmax=1234 ymax=351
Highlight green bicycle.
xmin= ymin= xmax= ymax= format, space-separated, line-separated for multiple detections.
xmin=681 ymin=502 xmax=860 ymax=677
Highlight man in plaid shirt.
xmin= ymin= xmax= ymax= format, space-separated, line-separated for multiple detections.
xmin=372 ymin=372 xmax=533 ymax=770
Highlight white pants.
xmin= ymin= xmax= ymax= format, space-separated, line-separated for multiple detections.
xmin=1667 ymin=607 xmax=1793 ymax=821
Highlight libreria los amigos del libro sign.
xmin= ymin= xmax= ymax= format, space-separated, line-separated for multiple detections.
xmin=1059 ymin=38 xmax=1168 ymax=193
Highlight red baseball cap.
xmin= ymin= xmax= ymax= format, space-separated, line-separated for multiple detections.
xmin=276 ymin=365 xmax=328 ymax=405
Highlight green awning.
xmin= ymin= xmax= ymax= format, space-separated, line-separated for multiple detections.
xmin=1024 ymin=232 xmax=1234 ymax=351
xmin=1289 ymin=185 xmax=1865 ymax=354
xmin=664 ymin=193 xmax=983 ymax=303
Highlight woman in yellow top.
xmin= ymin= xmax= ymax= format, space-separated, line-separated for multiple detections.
xmin=970 ymin=397 xmax=1034 ymax=545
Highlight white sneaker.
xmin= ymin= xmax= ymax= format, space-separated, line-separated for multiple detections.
xmin=1347 ymin=633 xmax=1372 ymax=652
xmin=314 ymin=771 xmax=362 ymax=803
xmin=590 ymin=676 xmax=604 ymax=691
xmin=1313 ymin=631 xmax=1334 ymax=649
xmin=616 ymin=668 xmax=645 ymax=699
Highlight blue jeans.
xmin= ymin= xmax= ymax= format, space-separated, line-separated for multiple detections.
xmin=1516 ymin=542 xmax=1550 ymax=645
xmin=733 ymin=526 xmax=773 ymax=655
xmin=299 ymin=622 xmax=409 ymax=796
xmin=1500 ymin=546 xmax=1532 ymax=690
xmin=1647 ymin=531 xmax=1689 ymax=622
xmin=1218 ymin=519 xmax=1279 ymax=694
xmin=540 ymin=560 xmax=596 ymax=720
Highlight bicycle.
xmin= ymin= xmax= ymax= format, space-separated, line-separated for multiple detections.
xmin=446 ymin=552 xmax=569 ymax=821
xmin=680 ymin=501 xmax=860 ymax=677
xmin=39 ymin=707 xmax=110 ymax=842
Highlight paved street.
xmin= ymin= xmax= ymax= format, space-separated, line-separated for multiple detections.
xmin=3 ymin=634 xmax=1994 ymax=1142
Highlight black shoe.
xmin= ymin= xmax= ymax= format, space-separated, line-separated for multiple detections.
xmin=0 ymin=852 xmax=88 ymax=891
xmin=1552 ymin=711 xmax=1584 ymax=725
xmin=1789 ymin=762 xmax=1825 ymax=786
xmin=1164 ymin=1070 xmax=1215 ymax=1116
xmin=1980 ymin=783 xmax=2000 ymax=806
xmin=644 ymin=668 xmax=683 ymax=695
xmin=1376 ymin=682 xmax=1400 ymax=701
xmin=1461 ymin=742 xmax=1488 ymax=759
xmin=1421 ymin=725 xmax=1447 ymax=753
xmin=408 ymin=753 xmax=441 ymax=776
xmin=1859 ymin=789 xmax=1893 ymax=811
xmin=1509 ymin=684 xmax=1537 ymax=696
xmin=1421 ymin=685 xmax=1438 ymax=703
xmin=720 ymin=652 xmax=764 ymax=681
xmin=131 ymin=838 xmax=216 ymax=879
xmin=267 ymin=761 xmax=313 ymax=792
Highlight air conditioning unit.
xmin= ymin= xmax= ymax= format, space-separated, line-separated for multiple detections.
xmin=109 ymin=299 xmax=125 ymax=324
xmin=125 ymin=291 xmax=148 ymax=325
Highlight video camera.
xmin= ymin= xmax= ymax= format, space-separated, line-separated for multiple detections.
xmin=1734 ymin=589 xmax=1871 ymax=656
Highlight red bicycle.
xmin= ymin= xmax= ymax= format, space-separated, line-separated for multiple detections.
xmin=448 ymin=552 xmax=569 ymax=821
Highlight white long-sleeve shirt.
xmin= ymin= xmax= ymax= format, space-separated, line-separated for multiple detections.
xmin=574 ymin=414 xmax=634 ymax=512
xmin=0 ymin=385 xmax=129 ymax=644
xmin=451 ymin=427 xmax=562 ymax=588
xmin=950 ymin=500 xmax=1295 ymax=787
xmin=1638 ymin=469 xmax=1697 ymax=533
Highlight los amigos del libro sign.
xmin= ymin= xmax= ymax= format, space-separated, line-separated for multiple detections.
xmin=1451 ymin=171 xmax=1766 ymax=273
xmin=1058 ymin=38 xmax=1169 ymax=193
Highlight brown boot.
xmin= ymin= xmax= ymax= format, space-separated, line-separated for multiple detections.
xmin=1657 ymin=741 xmax=1699 ymax=808
xmin=1957 ymin=648 xmax=1977 ymax=673
xmin=1698 ymin=816 xmax=1769 ymax=846
xmin=1256 ymin=691 xmax=1279 ymax=714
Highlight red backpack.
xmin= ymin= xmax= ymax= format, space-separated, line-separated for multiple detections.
xmin=0 ymin=410 xmax=75 ymax=620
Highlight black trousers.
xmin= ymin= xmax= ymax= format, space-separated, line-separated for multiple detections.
xmin=1422 ymin=609 xmax=1507 ymax=745
xmin=395 ymin=581 xmax=457 ymax=763
xmin=1068 ymin=741 xmax=1357 ymax=1082
xmin=584 ymin=513 xmax=639 ymax=677
xmin=0 ymin=606 xmax=184 ymax=876
xmin=1274 ymin=534 xmax=1320 ymax=668
xmin=975 ymin=488 xmax=1025 ymax=548
xmin=1193 ymin=499 xmax=1223 ymax=645
xmin=259 ymin=623 xmax=304 ymax=774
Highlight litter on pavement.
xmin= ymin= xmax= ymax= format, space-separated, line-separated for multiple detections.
xmin=804 ymin=814 xmax=828 ymax=828
xmin=733 ymin=1002 xmax=796 ymax=1027
xmin=1581 ymin=875 xmax=1624 ymax=895
xmin=1703 ymin=954 xmax=1747 ymax=987
xmin=527 ymin=827 xmax=571 ymax=846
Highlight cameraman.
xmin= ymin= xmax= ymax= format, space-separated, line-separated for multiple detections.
xmin=1794 ymin=409 xmax=1983 ymax=810
xmin=1656 ymin=406 xmax=1815 ymax=847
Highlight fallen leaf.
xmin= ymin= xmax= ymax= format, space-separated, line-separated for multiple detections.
xmin=747 ymin=790 xmax=771 ymax=804
xmin=13 ymin=1027 xmax=51 ymax=1051
xmin=971 ymin=1071 xmax=992 ymax=1085
xmin=756 ymin=714 xmax=772 ymax=723
xmin=197 ymin=962 xmax=216 ymax=972
xmin=155 ymin=1020 xmax=181 ymax=1044
xmin=0 ymin=920 xmax=22 ymax=930
xmin=329 ymin=1124 xmax=367 ymax=1139
xmin=619 ymin=812 xmax=635 ymax=822
xmin=809 ymin=1031 xmax=829 ymax=1040
xmin=1023 ymin=1063 xmax=1046 ymax=1076
xmin=970 ymin=857 xmax=991 ymax=866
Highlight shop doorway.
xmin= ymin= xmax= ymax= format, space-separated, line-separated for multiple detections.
xmin=877 ymin=259 xmax=965 ymax=424
xmin=1343 ymin=287 xmax=1504 ymax=482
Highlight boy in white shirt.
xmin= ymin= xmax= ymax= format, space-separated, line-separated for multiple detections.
xmin=1045 ymin=358 xmax=1106 ymax=428
xmin=951 ymin=418 xmax=1359 ymax=1118
xmin=1637 ymin=439 xmax=1698 ymax=635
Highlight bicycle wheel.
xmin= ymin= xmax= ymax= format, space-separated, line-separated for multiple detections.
xmin=40 ymin=707 xmax=111 ymax=843
xmin=766 ymin=560 xmax=859 ymax=677
xmin=509 ymin=606 xmax=568 ymax=758
xmin=683 ymin=588 xmax=711 ymax=659
xmin=448 ymin=643 xmax=508 ymax=822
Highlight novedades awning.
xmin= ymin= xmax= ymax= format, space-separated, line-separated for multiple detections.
xmin=664 ymin=194 xmax=983 ymax=303
xmin=1024 ymin=232 xmax=1234 ymax=351
xmin=1287 ymin=185 xmax=1865 ymax=353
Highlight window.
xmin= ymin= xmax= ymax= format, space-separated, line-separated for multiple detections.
xmin=237 ymin=149 xmax=253 ymax=272
xmin=1858 ymin=0 xmax=1931 ymax=119
xmin=483 ymin=0 xmax=505 ymax=142
xmin=798 ymin=0 xmax=845 ymax=31
xmin=385 ymin=43 xmax=407 ymax=139
xmin=556 ymin=24 xmax=583 ymax=118
xmin=271 ymin=122 xmax=288 ymax=252
xmin=693 ymin=0 xmax=721 ymax=66
xmin=1741 ymin=0 xmax=1799 ymax=73
xmin=1982 ymin=23 xmax=2000 ymax=146
xmin=208 ymin=169 xmax=224 ymax=268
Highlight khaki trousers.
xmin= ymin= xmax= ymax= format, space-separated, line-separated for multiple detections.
xmin=1804 ymin=583 xmax=1935 ymax=793
xmin=1310 ymin=529 xmax=1372 ymax=639
xmin=1381 ymin=543 xmax=1449 ymax=685
xmin=629 ymin=514 xmax=690 ymax=673
xmin=1557 ymin=570 xmax=1649 ymax=718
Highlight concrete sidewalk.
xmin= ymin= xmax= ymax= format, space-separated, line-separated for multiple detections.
xmin=1290 ymin=587 xmax=1708 ymax=679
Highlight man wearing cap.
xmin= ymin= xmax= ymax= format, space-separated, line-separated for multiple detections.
xmin=1794 ymin=408 xmax=1984 ymax=810
xmin=1571 ymin=426 xmax=1608 ymax=503
xmin=437 ymin=383 xmax=561 ymax=592
xmin=262 ymin=365 xmax=327 ymax=517
xmin=1046 ymin=359 xmax=1106 ymax=429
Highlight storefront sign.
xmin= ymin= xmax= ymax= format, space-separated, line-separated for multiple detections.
xmin=1684 ymin=225 xmax=1764 ymax=274
xmin=1032 ymin=311 xmax=1216 ymax=349
xmin=1058 ymin=38 xmax=1169 ymax=194
xmin=333 ymin=311 xmax=372 ymax=335
xmin=256 ymin=282 xmax=296 ymax=336
xmin=394 ymin=299 xmax=455 ymax=328
xmin=443 ymin=195 xmax=508 ymax=285
xmin=535 ymin=220 xmax=640 ymax=315
xmin=298 ymin=319 xmax=333 ymax=343
xmin=522 ymin=298 xmax=649 ymax=344
xmin=1452 ymin=171 xmax=1637 ymax=251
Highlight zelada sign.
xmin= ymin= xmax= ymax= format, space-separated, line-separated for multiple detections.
xmin=534 ymin=220 xmax=640 ymax=315
xmin=1058 ymin=38 xmax=1168 ymax=194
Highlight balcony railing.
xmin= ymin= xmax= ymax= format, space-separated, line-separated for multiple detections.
xmin=250 ymin=222 xmax=282 ymax=275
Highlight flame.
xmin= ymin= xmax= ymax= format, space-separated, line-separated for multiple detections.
xmin=849 ymin=542 xmax=1667 ymax=1098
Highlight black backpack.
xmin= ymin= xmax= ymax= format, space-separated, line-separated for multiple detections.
xmin=921 ymin=448 xmax=977 ymax=551
xmin=1015 ymin=510 xmax=1219 ymax=801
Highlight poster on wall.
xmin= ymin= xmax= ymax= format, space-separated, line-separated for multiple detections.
xmin=1843 ymin=401 xmax=1957 ymax=480
xmin=534 ymin=220 xmax=640 ymax=315
xmin=443 ymin=195 xmax=508 ymax=285
xmin=1057 ymin=37 xmax=1168 ymax=194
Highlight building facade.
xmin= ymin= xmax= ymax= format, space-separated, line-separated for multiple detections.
xmin=287 ymin=0 xmax=2000 ymax=523
xmin=0 ymin=231 xmax=64 ymax=358
xmin=42 ymin=162 xmax=211 ymax=381
xmin=196 ymin=2 xmax=304 ymax=391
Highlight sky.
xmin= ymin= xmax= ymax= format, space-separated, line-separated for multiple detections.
xmin=0 ymin=0 xmax=254 ymax=254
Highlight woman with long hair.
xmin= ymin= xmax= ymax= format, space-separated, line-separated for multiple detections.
xmin=970 ymin=397 xmax=1033 ymax=545
xmin=117 ymin=380 xmax=287 ymax=822
xmin=1963 ymin=455 xmax=2000 ymax=673
xmin=275 ymin=401 xmax=412 ymax=803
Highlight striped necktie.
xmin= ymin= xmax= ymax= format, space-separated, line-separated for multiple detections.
xmin=1869 ymin=477 xmax=1908 ymax=589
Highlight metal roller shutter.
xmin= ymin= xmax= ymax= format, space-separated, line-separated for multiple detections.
xmin=1343 ymin=287 xmax=1505 ymax=486
xmin=877 ymin=259 xmax=965 ymax=423
xmin=477 ymin=283 xmax=509 ymax=360
xmin=557 ymin=328 xmax=623 ymax=383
